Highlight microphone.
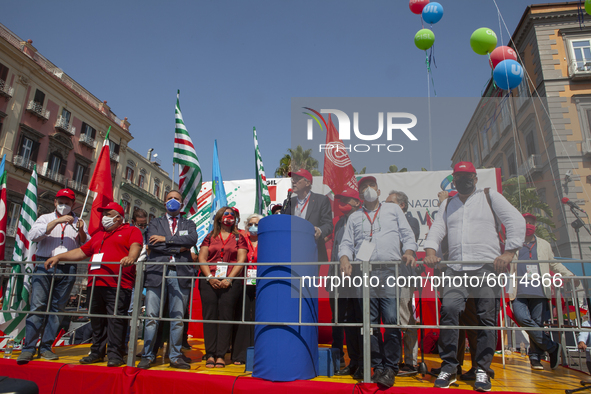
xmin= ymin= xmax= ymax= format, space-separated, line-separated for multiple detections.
xmin=562 ymin=197 xmax=586 ymax=213
xmin=281 ymin=189 xmax=293 ymax=215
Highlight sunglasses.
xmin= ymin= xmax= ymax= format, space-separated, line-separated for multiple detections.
xmin=223 ymin=211 xmax=236 ymax=217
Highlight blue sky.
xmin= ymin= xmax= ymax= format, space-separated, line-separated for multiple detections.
xmin=2 ymin=0 xmax=545 ymax=181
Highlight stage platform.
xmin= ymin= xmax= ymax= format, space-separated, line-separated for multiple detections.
xmin=1 ymin=338 xmax=589 ymax=394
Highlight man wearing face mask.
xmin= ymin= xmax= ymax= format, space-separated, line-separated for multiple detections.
xmin=509 ymin=213 xmax=577 ymax=371
xmin=44 ymin=202 xmax=143 ymax=367
xmin=424 ymin=162 xmax=525 ymax=391
xmin=138 ymin=190 xmax=198 ymax=370
xmin=339 ymin=176 xmax=418 ymax=387
xmin=286 ymin=169 xmax=333 ymax=261
xmin=17 ymin=189 xmax=89 ymax=362
xmin=330 ymin=189 xmax=364 ymax=378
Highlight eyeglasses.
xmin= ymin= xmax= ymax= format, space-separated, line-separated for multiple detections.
xmin=246 ymin=222 xmax=258 ymax=227
xmin=136 ymin=224 xmax=148 ymax=229
xmin=223 ymin=211 xmax=236 ymax=217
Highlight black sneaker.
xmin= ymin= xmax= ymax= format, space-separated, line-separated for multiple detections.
xmin=460 ymin=367 xmax=476 ymax=381
xmin=550 ymin=343 xmax=562 ymax=370
xmin=335 ymin=365 xmax=358 ymax=376
xmin=352 ymin=367 xmax=364 ymax=380
xmin=371 ymin=368 xmax=383 ymax=383
xmin=530 ymin=359 xmax=544 ymax=370
xmin=474 ymin=369 xmax=491 ymax=392
xmin=137 ymin=357 xmax=153 ymax=370
xmin=399 ymin=364 xmax=418 ymax=374
xmin=79 ymin=354 xmax=104 ymax=364
xmin=434 ymin=371 xmax=457 ymax=388
xmin=374 ymin=367 xmax=395 ymax=388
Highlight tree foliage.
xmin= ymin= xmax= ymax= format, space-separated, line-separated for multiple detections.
xmin=275 ymin=145 xmax=320 ymax=177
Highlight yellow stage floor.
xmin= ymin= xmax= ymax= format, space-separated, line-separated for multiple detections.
xmin=14 ymin=339 xmax=591 ymax=393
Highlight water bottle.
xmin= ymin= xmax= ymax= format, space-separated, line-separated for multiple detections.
xmin=3 ymin=338 xmax=14 ymax=359
xmin=520 ymin=342 xmax=526 ymax=357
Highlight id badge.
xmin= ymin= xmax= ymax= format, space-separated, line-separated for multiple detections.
xmin=52 ymin=245 xmax=68 ymax=258
xmin=180 ymin=230 xmax=188 ymax=236
xmin=356 ymin=240 xmax=376 ymax=261
xmin=90 ymin=253 xmax=103 ymax=271
xmin=215 ymin=264 xmax=228 ymax=278
xmin=526 ymin=264 xmax=539 ymax=281
xmin=247 ymin=268 xmax=257 ymax=286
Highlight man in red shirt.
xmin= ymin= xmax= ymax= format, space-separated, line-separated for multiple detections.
xmin=45 ymin=202 xmax=143 ymax=367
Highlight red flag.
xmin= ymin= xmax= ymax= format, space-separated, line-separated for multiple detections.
xmin=322 ymin=114 xmax=358 ymax=196
xmin=0 ymin=171 xmax=7 ymax=259
xmin=425 ymin=209 xmax=433 ymax=229
xmin=88 ymin=132 xmax=113 ymax=235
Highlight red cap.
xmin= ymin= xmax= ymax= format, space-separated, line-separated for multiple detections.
xmin=523 ymin=213 xmax=537 ymax=221
xmin=56 ymin=188 xmax=75 ymax=200
xmin=232 ymin=207 xmax=240 ymax=218
xmin=271 ymin=204 xmax=283 ymax=214
xmin=358 ymin=176 xmax=377 ymax=188
xmin=452 ymin=161 xmax=477 ymax=175
xmin=335 ymin=188 xmax=360 ymax=201
xmin=288 ymin=169 xmax=313 ymax=183
xmin=97 ymin=202 xmax=125 ymax=217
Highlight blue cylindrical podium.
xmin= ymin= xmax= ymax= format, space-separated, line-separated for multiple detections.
xmin=253 ymin=214 xmax=319 ymax=381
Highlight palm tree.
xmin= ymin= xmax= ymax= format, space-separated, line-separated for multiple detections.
xmin=275 ymin=145 xmax=320 ymax=177
xmin=387 ymin=165 xmax=407 ymax=173
xmin=502 ymin=176 xmax=556 ymax=241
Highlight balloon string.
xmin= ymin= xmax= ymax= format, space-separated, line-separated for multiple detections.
xmin=420 ymin=14 xmax=424 ymax=29
xmin=488 ymin=53 xmax=497 ymax=90
xmin=425 ymin=51 xmax=437 ymax=96
xmin=578 ymin=0 xmax=585 ymax=29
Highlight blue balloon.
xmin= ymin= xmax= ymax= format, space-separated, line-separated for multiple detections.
xmin=493 ymin=59 xmax=524 ymax=90
xmin=422 ymin=2 xmax=444 ymax=24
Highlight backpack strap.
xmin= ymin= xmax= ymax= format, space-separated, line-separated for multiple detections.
xmin=484 ymin=188 xmax=505 ymax=243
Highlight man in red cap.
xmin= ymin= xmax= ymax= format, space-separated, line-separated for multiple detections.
xmin=285 ymin=168 xmax=332 ymax=261
xmin=424 ymin=162 xmax=525 ymax=391
xmin=17 ymin=188 xmax=89 ymax=362
xmin=44 ymin=201 xmax=143 ymax=367
xmin=509 ymin=213 xmax=577 ymax=371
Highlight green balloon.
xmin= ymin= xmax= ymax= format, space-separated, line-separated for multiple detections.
xmin=586 ymin=0 xmax=591 ymax=16
xmin=415 ymin=29 xmax=435 ymax=51
xmin=470 ymin=28 xmax=497 ymax=55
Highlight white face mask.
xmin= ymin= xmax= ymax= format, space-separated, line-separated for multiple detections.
xmin=363 ymin=187 xmax=378 ymax=203
xmin=56 ymin=204 xmax=72 ymax=216
xmin=102 ymin=215 xmax=119 ymax=230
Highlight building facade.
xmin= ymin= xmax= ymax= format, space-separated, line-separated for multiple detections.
xmin=452 ymin=2 xmax=591 ymax=259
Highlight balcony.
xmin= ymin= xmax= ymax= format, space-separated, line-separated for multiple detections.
xmin=0 ymin=79 xmax=13 ymax=99
xmin=518 ymin=154 xmax=542 ymax=178
xmin=40 ymin=163 xmax=65 ymax=185
xmin=68 ymin=180 xmax=88 ymax=194
xmin=569 ymin=60 xmax=591 ymax=81
xmin=54 ymin=116 xmax=75 ymax=136
xmin=79 ymin=133 xmax=97 ymax=149
xmin=26 ymin=100 xmax=50 ymax=120
xmin=13 ymin=155 xmax=35 ymax=171
xmin=110 ymin=152 xmax=119 ymax=162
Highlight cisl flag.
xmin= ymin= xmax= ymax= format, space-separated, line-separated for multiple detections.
xmin=322 ymin=114 xmax=358 ymax=196
xmin=0 ymin=154 xmax=7 ymax=259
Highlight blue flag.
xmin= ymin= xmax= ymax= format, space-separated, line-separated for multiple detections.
xmin=0 ymin=154 xmax=5 ymax=177
xmin=210 ymin=140 xmax=227 ymax=230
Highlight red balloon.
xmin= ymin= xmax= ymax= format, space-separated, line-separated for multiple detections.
xmin=409 ymin=0 xmax=430 ymax=14
xmin=489 ymin=46 xmax=518 ymax=69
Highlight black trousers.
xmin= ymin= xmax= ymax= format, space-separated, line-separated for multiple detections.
xmin=232 ymin=285 xmax=256 ymax=363
xmin=329 ymin=296 xmax=347 ymax=361
xmin=88 ymin=286 xmax=132 ymax=361
xmin=199 ymin=279 xmax=242 ymax=358
xmin=0 ymin=376 xmax=38 ymax=394
xmin=457 ymin=297 xmax=478 ymax=366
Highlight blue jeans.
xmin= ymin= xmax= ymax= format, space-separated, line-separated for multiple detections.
xmin=23 ymin=262 xmax=76 ymax=353
xmin=142 ymin=270 xmax=190 ymax=363
xmin=512 ymin=297 xmax=557 ymax=361
xmin=368 ymin=296 xmax=401 ymax=372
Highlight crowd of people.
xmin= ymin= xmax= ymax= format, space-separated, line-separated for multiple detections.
xmin=9 ymin=161 xmax=587 ymax=392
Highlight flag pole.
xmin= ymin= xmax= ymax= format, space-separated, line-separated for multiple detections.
xmin=80 ymin=188 xmax=91 ymax=220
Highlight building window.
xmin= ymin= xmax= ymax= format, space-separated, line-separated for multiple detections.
xmin=572 ymin=39 xmax=591 ymax=71
xmin=138 ymin=174 xmax=145 ymax=189
xmin=472 ymin=141 xmax=480 ymax=167
xmin=125 ymin=166 xmax=134 ymax=182
xmin=61 ymin=108 xmax=71 ymax=125
xmin=507 ymin=152 xmax=517 ymax=177
xmin=33 ymin=89 xmax=45 ymax=106
xmin=122 ymin=199 xmax=131 ymax=215
xmin=109 ymin=141 xmax=120 ymax=155
xmin=19 ymin=137 xmax=34 ymax=161
xmin=499 ymin=99 xmax=511 ymax=133
xmin=0 ymin=62 xmax=8 ymax=84
xmin=81 ymin=122 xmax=96 ymax=138
xmin=516 ymin=78 xmax=530 ymax=108
xmin=148 ymin=213 xmax=155 ymax=222
xmin=154 ymin=182 xmax=160 ymax=199
xmin=48 ymin=153 xmax=65 ymax=176
xmin=74 ymin=163 xmax=87 ymax=184
xmin=526 ymin=131 xmax=536 ymax=157
xmin=7 ymin=202 xmax=20 ymax=232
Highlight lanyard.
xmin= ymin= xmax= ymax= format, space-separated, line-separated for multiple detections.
xmin=363 ymin=204 xmax=382 ymax=241
xmin=296 ymin=194 xmax=311 ymax=217
xmin=218 ymin=233 xmax=232 ymax=262
xmin=59 ymin=223 xmax=66 ymax=245
xmin=247 ymin=237 xmax=258 ymax=263
xmin=98 ymin=229 xmax=117 ymax=254
xmin=525 ymin=240 xmax=536 ymax=259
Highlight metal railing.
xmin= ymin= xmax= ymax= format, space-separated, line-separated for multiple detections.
xmin=110 ymin=152 xmax=120 ymax=162
xmin=1 ymin=258 xmax=590 ymax=384
xmin=26 ymin=100 xmax=50 ymax=120
xmin=78 ymin=133 xmax=97 ymax=149
xmin=12 ymin=155 xmax=36 ymax=172
xmin=0 ymin=79 xmax=13 ymax=98
xmin=40 ymin=165 xmax=64 ymax=184
xmin=54 ymin=116 xmax=76 ymax=136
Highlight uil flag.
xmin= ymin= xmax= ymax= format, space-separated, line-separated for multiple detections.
xmin=88 ymin=126 xmax=113 ymax=235
xmin=321 ymin=114 xmax=358 ymax=196
xmin=210 ymin=140 xmax=228 ymax=229
xmin=253 ymin=127 xmax=271 ymax=215
xmin=173 ymin=90 xmax=202 ymax=215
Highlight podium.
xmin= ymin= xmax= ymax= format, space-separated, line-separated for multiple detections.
xmin=253 ymin=215 xmax=319 ymax=381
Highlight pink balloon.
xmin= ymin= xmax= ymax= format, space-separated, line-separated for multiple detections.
xmin=489 ymin=46 xmax=518 ymax=69
xmin=409 ymin=0 xmax=430 ymax=14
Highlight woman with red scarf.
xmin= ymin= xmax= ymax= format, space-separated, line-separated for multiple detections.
xmin=199 ymin=207 xmax=248 ymax=368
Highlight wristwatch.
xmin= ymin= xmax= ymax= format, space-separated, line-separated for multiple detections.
xmin=206 ymin=274 xmax=213 ymax=282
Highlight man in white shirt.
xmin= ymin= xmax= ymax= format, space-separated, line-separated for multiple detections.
xmin=17 ymin=188 xmax=89 ymax=362
xmin=424 ymin=162 xmax=525 ymax=392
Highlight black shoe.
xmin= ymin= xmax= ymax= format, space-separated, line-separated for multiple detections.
xmin=137 ymin=357 xmax=153 ymax=370
xmin=180 ymin=354 xmax=192 ymax=363
xmin=530 ymin=359 xmax=544 ymax=370
xmin=371 ymin=368 xmax=383 ymax=383
xmin=79 ymin=354 xmax=104 ymax=364
xmin=474 ymin=369 xmax=491 ymax=392
xmin=107 ymin=359 xmax=124 ymax=367
xmin=170 ymin=360 xmax=191 ymax=370
xmin=430 ymin=366 xmax=441 ymax=375
xmin=335 ymin=365 xmax=358 ymax=376
xmin=181 ymin=342 xmax=192 ymax=351
xmin=399 ymin=364 xmax=418 ymax=374
xmin=434 ymin=371 xmax=457 ymax=388
xmin=460 ymin=367 xmax=476 ymax=381
xmin=374 ymin=367 xmax=395 ymax=388
xmin=352 ymin=367 xmax=364 ymax=380
xmin=550 ymin=343 xmax=562 ymax=370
